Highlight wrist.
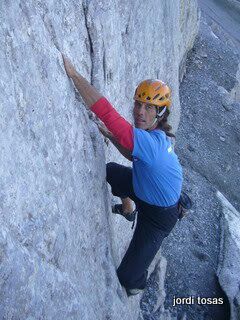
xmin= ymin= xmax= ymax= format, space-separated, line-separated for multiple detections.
xmin=109 ymin=135 xmax=116 ymax=142
xmin=108 ymin=135 xmax=114 ymax=140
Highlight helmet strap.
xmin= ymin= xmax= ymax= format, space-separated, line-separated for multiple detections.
xmin=156 ymin=106 xmax=166 ymax=118
xmin=146 ymin=117 xmax=158 ymax=131
xmin=146 ymin=106 xmax=166 ymax=131
xmin=146 ymin=106 xmax=167 ymax=131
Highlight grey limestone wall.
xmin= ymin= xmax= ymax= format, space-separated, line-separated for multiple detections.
xmin=0 ymin=1 xmax=198 ymax=319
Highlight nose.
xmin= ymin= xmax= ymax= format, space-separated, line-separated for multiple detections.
xmin=136 ymin=104 xmax=145 ymax=116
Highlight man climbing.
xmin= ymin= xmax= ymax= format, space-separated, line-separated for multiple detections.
xmin=62 ymin=54 xmax=183 ymax=297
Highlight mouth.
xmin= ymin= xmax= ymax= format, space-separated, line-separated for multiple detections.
xmin=135 ymin=118 xmax=146 ymax=124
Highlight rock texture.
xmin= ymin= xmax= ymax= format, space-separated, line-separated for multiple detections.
xmin=155 ymin=6 xmax=239 ymax=320
xmin=226 ymin=0 xmax=240 ymax=12
xmin=217 ymin=191 xmax=240 ymax=320
xmin=0 ymin=0 xmax=198 ymax=319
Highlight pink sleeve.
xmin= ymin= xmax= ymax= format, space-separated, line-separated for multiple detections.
xmin=90 ymin=97 xmax=134 ymax=151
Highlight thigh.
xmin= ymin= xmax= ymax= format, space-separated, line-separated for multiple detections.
xmin=106 ymin=162 xmax=138 ymax=202
xmin=117 ymin=213 xmax=166 ymax=289
xmin=139 ymin=201 xmax=179 ymax=232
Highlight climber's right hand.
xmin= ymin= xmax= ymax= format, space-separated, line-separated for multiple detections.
xmin=97 ymin=123 xmax=114 ymax=139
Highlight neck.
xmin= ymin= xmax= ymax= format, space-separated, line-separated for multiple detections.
xmin=146 ymin=118 xmax=158 ymax=131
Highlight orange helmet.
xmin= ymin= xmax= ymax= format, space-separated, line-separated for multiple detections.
xmin=133 ymin=79 xmax=171 ymax=108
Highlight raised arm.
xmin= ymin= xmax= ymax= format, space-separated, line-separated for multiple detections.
xmin=62 ymin=54 xmax=102 ymax=107
xmin=62 ymin=54 xmax=134 ymax=152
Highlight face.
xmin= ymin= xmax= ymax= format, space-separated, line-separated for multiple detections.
xmin=133 ymin=100 xmax=158 ymax=130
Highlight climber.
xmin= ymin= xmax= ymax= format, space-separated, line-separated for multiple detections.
xmin=62 ymin=54 xmax=183 ymax=297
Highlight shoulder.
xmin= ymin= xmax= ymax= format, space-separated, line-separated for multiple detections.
xmin=149 ymin=129 xmax=169 ymax=143
xmin=133 ymin=128 xmax=167 ymax=153
xmin=133 ymin=128 xmax=165 ymax=136
xmin=133 ymin=128 xmax=168 ymax=142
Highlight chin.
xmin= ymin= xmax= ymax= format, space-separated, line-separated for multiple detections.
xmin=134 ymin=123 xmax=145 ymax=129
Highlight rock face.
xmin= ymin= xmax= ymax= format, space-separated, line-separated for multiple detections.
xmin=226 ymin=0 xmax=240 ymax=12
xmin=0 ymin=1 xmax=198 ymax=319
xmin=161 ymin=5 xmax=239 ymax=319
xmin=217 ymin=191 xmax=240 ymax=320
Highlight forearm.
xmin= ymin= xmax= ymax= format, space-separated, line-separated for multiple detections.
xmin=62 ymin=55 xmax=134 ymax=151
xmin=71 ymin=74 xmax=133 ymax=160
xmin=91 ymin=98 xmax=134 ymax=151
xmin=71 ymin=72 xmax=102 ymax=108
xmin=109 ymin=136 xmax=132 ymax=161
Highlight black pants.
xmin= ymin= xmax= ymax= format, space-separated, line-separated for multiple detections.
xmin=106 ymin=162 xmax=180 ymax=290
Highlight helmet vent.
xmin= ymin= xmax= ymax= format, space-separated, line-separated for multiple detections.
xmin=153 ymin=94 xmax=160 ymax=100
xmin=159 ymin=97 xmax=164 ymax=101
xmin=156 ymin=86 xmax=161 ymax=90
xmin=142 ymin=92 xmax=146 ymax=96
xmin=146 ymin=96 xmax=151 ymax=100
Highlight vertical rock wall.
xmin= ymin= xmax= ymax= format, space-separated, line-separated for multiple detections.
xmin=217 ymin=191 xmax=240 ymax=320
xmin=0 ymin=1 xmax=198 ymax=319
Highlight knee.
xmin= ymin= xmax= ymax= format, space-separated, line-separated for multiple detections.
xmin=106 ymin=162 xmax=117 ymax=183
xmin=117 ymin=267 xmax=132 ymax=288
xmin=117 ymin=267 xmax=147 ymax=290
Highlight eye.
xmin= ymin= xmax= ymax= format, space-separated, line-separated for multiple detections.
xmin=146 ymin=104 xmax=153 ymax=110
xmin=135 ymin=102 xmax=141 ymax=108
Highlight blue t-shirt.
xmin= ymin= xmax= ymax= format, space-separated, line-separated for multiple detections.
xmin=132 ymin=128 xmax=183 ymax=207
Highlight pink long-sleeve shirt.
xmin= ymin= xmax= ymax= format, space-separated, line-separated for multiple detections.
xmin=91 ymin=97 xmax=134 ymax=151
